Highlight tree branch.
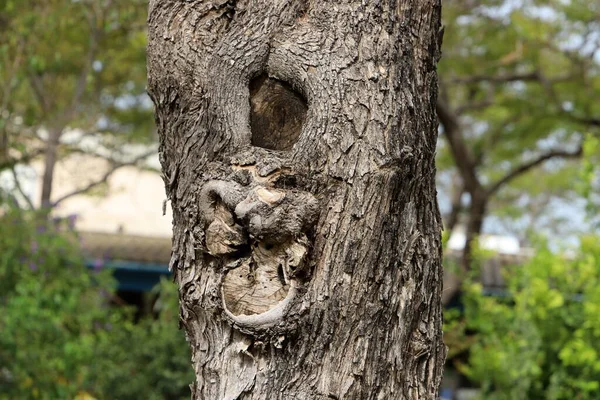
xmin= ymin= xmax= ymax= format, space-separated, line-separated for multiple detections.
xmin=564 ymin=114 xmax=600 ymax=128
xmin=0 ymin=148 xmax=45 ymax=173
xmin=436 ymin=99 xmax=482 ymax=194
xmin=444 ymin=174 xmax=464 ymax=234
xmin=1 ymin=37 xmax=25 ymax=112
xmin=448 ymin=71 xmax=572 ymax=85
xmin=51 ymin=150 xmax=156 ymax=207
xmin=455 ymin=99 xmax=494 ymax=114
xmin=449 ymin=71 xmax=539 ymax=84
xmin=27 ymin=73 xmax=51 ymax=114
xmin=487 ymin=147 xmax=583 ymax=196
xmin=10 ymin=167 xmax=34 ymax=210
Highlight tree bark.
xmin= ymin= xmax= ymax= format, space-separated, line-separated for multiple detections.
xmin=147 ymin=1 xmax=445 ymax=399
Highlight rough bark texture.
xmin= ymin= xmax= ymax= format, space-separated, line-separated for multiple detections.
xmin=147 ymin=1 xmax=445 ymax=399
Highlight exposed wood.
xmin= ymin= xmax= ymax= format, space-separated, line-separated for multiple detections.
xmin=148 ymin=0 xmax=445 ymax=398
xmin=250 ymin=75 xmax=307 ymax=151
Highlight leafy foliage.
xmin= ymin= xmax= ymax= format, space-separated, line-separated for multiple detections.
xmin=578 ymin=135 xmax=600 ymax=227
xmin=0 ymin=208 xmax=193 ymax=399
xmin=0 ymin=0 xmax=154 ymax=206
xmin=438 ymin=0 xmax=600 ymax=236
xmin=88 ymin=279 xmax=194 ymax=400
xmin=447 ymin=237 xmax=600 ymax=399
xmin=0 ymin=0 xmax=151 ymax=137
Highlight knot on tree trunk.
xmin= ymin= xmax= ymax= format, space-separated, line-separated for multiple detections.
xmin=199 ymin=163 xmax=318 ymax=332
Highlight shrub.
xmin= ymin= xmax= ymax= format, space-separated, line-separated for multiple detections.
xmin=447 ymin=237 xmax=600 ymax=399
xmin=0 ymin=208 xmax=193 ymax=399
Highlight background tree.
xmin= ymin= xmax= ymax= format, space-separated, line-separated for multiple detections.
xmin=148 ymin=0 xmax=445 ymax=398
xmin=438 ymin=0 xmax=600 ymax=300
xmin=0 ymin=0 xmax=155 ymax=209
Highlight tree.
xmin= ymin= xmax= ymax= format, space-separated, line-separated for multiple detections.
xmin=147 ymin=1 xmax=445 ymax=399
xmin=0 ymin=0 xmax=154 ymax=209
xmin=437 ymin=0 xmax=600 ymax=301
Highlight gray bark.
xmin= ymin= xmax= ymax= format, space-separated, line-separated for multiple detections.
xmin=147 ymin=1 xmax=445 ymax=399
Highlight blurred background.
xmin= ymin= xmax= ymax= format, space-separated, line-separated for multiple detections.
xmin=0 ymin=0 xmax=598 ymax=399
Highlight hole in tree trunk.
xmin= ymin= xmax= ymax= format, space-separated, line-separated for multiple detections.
xmin=249 ymin=74 xmax=307 ymax=151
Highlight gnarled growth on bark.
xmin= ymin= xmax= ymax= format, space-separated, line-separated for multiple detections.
xmin=148 ymin=0 xmax=445 ymax=398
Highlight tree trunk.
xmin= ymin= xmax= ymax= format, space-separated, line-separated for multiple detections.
xmin=444 ymin=174 xmax=464 ymax=234
xmin=442 ymin=189 xmax=487 ymax=304
xmin=147 ymin=1 xmax=445 ymax=399
xmin=40 ymin=130 xmax=60 ymax=209
xmin=462 ymin=192 xmax=487 ymax=274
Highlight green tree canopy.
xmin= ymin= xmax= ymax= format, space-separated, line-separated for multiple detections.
xmin=0 ymin=0 xmax=154 ymax=207
xmin=438 ymin=0 xmax=600 ymax=301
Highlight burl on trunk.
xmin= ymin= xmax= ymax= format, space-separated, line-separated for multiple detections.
xmin=147 ymin=1 xmax=445 ymax=399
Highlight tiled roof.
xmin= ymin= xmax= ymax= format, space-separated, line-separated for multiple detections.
xmin=79 ymin=231 xmax=172 ymax=265
xmin=78 ymin=231 xmax=531 ymax=288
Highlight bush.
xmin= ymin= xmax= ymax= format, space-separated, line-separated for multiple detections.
xmin=0 ymin=208 xmax=193 ymax=399
xmin=446 ymin=237 xmax=600 ymax=399
xmin=89 ymin=279 xmax=194 ymax=400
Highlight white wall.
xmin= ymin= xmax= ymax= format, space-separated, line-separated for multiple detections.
xmin=4 ymin=152 xmax=172 ymax=237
